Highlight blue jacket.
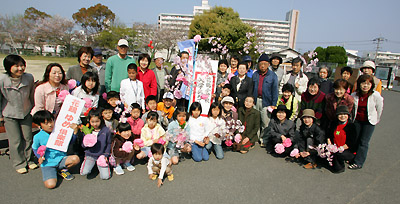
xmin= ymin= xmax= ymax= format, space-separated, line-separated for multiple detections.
xmin=252 ymin=70 xmax=278 ymax=107
xmin=82 ymin=126 xmax=112 ymax=158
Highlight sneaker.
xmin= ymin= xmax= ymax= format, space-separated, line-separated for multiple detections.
xmin=16 ymin=168 xmax=27 ymax=174
xmin=114 ymin=165 xmax=124 ymax=175
xmin=303 ymin=163 xmax=317 ymax=169
xmin=28 ymin=163 xmax=38 ymax=170
xmin=124 ymin=162 xmax=135 ymax=171
xmin=58 ymin=169 xmax=75 ymax=180
xmin=167 ymin=174 xmax=174 ymax=181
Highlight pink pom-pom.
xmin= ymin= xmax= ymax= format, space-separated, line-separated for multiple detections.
xmin=200 ymin=94 xmax=208 ymax=100
xmin=96 ymin=155 xmax=108 ymax=167
xmin=83 ymin=134 xmax=97 ymax=147
xmin=37 ymin=145 xmax=47 ymax=157
xmin=194 ymin=35 xmax=202 ymax=43
xmin=283 ymin=138 xmax=292 ymax=148
xmin=102 ymin=92 xmax=107 ymax=101
xmin=225 ymin=140 xmax=233 ymax=147
xmin=108 ymin=156 xmax=116 ymax=167
xmin=68 ymin=79 xmax=77 ymax=90
xmin=158 ymin=138 xmax=166 ymax=145
xmin=274 ymin=143 xmax=285 ymax=154
xmin=234 ymin=134 xmax=241 ymax=143
xmin=58 ymin=90 xmax=70 ymax=101
xmin=148 ymin=151 xmax=153 ymax=158
xmin=133 ymin=139 xmax=144 ymax=148
xmin=290 ymin=148 xmax=299 ymax=157
xmin=83 ymin=98 xmax=92 ymax=108
xmin=122 ymin=141 xmax=133 ymax=153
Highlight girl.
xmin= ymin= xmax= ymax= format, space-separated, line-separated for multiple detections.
xmin=349 ymin=75 xmax=383 ymax=169
xmin=120 ymin=63 xmax=145 ymax=109
xmin=147 ymin=143 xmax=174 ymax=188
xmin=318 ymin=66 xmax=333 ymax=95
xmin=72 ymin=71 xmax=100 ymax=124
xmin=0 ymin=55 xmax=36 ymax=174
xmin=80 ymin=108 xmax=112 ymax=180
xmin=136 ymin=53 xmax=157 ymax=99
xmin=300 ymin=78 xmax=326 ymax=125
xmin=237 ymin=97 xmax=260 ymax=153
xmin=205 ymin=103 xmax=226 ymax=159
xmin=267 ymin=105 xmax=295 ymax=156
xmin=127 ymin=103 xmax=144 ymax=139
xmin=188 ymin=102 xmax=210 ymax=162
xmin=325 ymin=79 xmax=354 ymax=127
xmin=31 ymin=63 xmax=69 ymax=117
xmin=137 ymin=111 xmax=167 ymax=160
xmin=276 ymin=83 xmax=299 ymax=121
xmin=166 ymin=107 xmax=191 ymax=165
xmin=111 ymin=122 xmax=136 ymax=175
xmin=230 ymin=62 xmax=253 ymax=108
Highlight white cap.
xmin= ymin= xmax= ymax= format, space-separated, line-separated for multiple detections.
xmin=154 ymin=52 xmax=164 ymax=60
xmin=117 ymin=39 xmax=129 ymax=47
xmin=163 ymin=92 xmax=174 ymax=100
xmin=361 ymin=60 xmax=376 ymax=70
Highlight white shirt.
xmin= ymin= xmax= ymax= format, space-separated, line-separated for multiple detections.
xmin=147 ymin=156 xmax=170 ymax=179
xmin=120 ymin=78 xmax=145 ymax=109
xmin=208 ymin=117 xmax=226 ymax=145
xmin=188 ymin=116 xmax=211 ymax=142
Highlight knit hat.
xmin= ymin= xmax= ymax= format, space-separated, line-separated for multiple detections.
xmin=336 ymin=105 xmax=350 ymax=115
xmin=269 ymin=53 xmax=282 ymax=64
xmin=258 ymin=53 xmax=270 ymax=63
xmin=360 ymin=60 xmax=376 ymax=72
xmin=243 ymin=55 xmax=252 ymax=62
xmin=221 ymin=96 xmax=234 ymax=104
xmin=301 ymin=109 xmax=316 ymax=119
xmin=272 ymin=105 xmax=292 ymax=119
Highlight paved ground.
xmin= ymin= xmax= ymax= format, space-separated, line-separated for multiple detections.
xmin=0 ymin=90 xmax=399 ymax=204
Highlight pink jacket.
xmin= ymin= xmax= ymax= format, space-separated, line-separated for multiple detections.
xmin=127 ymin=117 xmax=144 ymax=136
xmin=31 ymin=82 xmax=68 ymax=116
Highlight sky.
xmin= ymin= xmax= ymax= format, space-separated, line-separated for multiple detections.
xmin=1 ymin=0 xmax=400 ymax=56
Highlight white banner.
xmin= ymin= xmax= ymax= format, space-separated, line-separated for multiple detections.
xmin=46 ymin=95 xmax=85 ymax=152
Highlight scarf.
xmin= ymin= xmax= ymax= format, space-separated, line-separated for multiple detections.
xmin=334 ymin=121 xmax=347 ymax=147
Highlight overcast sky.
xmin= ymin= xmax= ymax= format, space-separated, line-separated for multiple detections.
xmin=2 ymin=0 xmax=399 ymax=55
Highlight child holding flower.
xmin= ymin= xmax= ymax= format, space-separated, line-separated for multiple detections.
xmin=205 ymin=102 xmax=226 ymax=159
xmin=111 ymin=122 xmax=136 ymax=175
xmin=137 ymin=111 xmax=167 ymax=160
xmin=166 ymin=107 xmax=191 ymax=165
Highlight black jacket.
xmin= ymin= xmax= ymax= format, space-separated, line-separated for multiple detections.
xmin=230 ymin=75 xmax=253 ymax=108
xmin=327 ymin=120 xmax=358 ymax=152
xmin=296 ymin=123 xmax=325 ymax=152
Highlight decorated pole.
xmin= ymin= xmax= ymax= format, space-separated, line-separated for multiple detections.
xmin=187 ymin=35 xmax=202 ymax=112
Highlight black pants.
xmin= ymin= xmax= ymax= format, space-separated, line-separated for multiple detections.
xmin=332 ymin=150 xmax=355 ymax=172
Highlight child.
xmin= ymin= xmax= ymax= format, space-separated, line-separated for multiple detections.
xmin=214 ymin=84 xmax=232 ymax=104
xmin=294 ymin=109 xmax=325 ymax=169
xmin=105 ymin=91 xmax=124 ymax=120
xmin=120 ymin=63 xmax=145 ymax=109
xmin=205 ymin=102 xmax=226 ymax=159
xmin=80 ymin=108 xmax=112 ymax=180
xmin=230 ymin=62 xmax=253 ymax=108
xmin=137 ymin=111 xmax=167 ymax=160
xmin=111 ymin=122 xmax=136 ymax=175
xmin=166 ymin=106 xmax=191 ymax=165
xmin=101 ymin=104 xmax=119 ymax=133
xmin=188 ymin=102 xmax=210 ymax=162
xmin=72 ymin=71 xmax=100 ymax=123
xmin=340 ymin=66 xmax=354 ymax=94
xmin=327 ymin=106 xmax=357 ymax=173
xmin=238 ymin=97 xmax=260 ymax=153
xmin=157 ymin=92 xmax=175 ymax=121
xmin=318 ymin=66 xmax=333 ymax=95
xmin=147 ymin=143 xmax=174 ymax=188
xmin=276 ymin=83 xmax=299 ymax=121
xmin=1 ymin=55 xmax=36 ymax=174
xmin=142 ymin=95 xmax=169 ymax=129
xmin=266 ymin=105 xmax=295 ymax=155
xmin=127 ymin=103 xmax=144 ymax=139
xmin=32 ymin=110 xmax=80 ymax=189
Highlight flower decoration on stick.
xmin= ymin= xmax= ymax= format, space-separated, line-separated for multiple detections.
xmin=290 ymin=148 xmax=299 ymax=157
xmin=283 ymin=138 xmax=292 ymax=148
xmin=133 ymin=139 xmax=144 ymax=148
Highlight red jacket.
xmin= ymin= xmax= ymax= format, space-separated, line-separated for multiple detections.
xmin=137 ymin=67 xmax=157 ymax=99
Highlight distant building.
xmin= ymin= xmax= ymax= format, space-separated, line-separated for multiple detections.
xmin=364 ymin=51 xmax=400 ymax=67
xmin=346 ymin=49 xmax=362 ymax=67
xmin=158 ymin=0 xmax=299 ymax=53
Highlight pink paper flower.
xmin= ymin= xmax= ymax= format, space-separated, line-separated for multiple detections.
xmin=290 ymin=148 xmax=299 ymax=157
xmin=283 ymin=138 xmax=292 ymax=148
xmin=96 ymin=155 xmax=108 ymax=167
xmin=326 ymin=144 xmax=338 ymax=153
xmin=37 ymin=145 xmax=46 ymax=157
xmin=174 ymin=90 xmax=183 ymax=99
xmin=82 ymin=98 xmax=92 ymax=108
xmin=148 ymin=151 xmax=153 ymax=158
xmin=68 ymin=79 xmax=77 ymax=90
xmin=200 ymin=94 xmax=208 ymax=100
xmin=158 ymin=138 xmax=166 ymax=145
xmin=231 ymin=106 xmax=237 ymax=112
xmin=274 ymin=143 xmax=285 ymax=154
xmin=122 ymin=141 xmax=133 ymax=153
xmin=234 ymin=134 xmax=241 ymax=143
xmin=133 ymin=139 xmax=144 ymax=148
xmin=227 ymin=73 xmax=235 ymax=80
xmin=83 ymin=134 xmax=97 ymax=147
xmin=225 ymin=139 xmax=233 ymax=147
xmin=194 ymin=35 xmax=202 ymax=43
xmin=58 ymin=90 xmax=70 ymax=101
xmin=102 ymin=92 xmax=107 ymax=101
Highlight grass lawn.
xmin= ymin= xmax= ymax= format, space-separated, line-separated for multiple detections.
xmin=0 ymin=53 xmax=78 ymax=64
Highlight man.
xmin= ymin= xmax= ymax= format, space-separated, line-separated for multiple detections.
xmin=66 ymin=47 xmax=97 ymax=83
xmin=269 ymin=53 xmax=285 ymax=83
xmin=252 ymin=53 xmax=279 ymax=146
xmin=90 ymin=48 xmax=106 ymax=95
xmin=169 ymin=51 xmax=190 ymax=108
xmin=279 ymin=57 xmax=309 ymax=102
xmin=151 ymin=52 xmax=170 ymax=101
xmin=105 ymin=39 xmax=136 ymax=92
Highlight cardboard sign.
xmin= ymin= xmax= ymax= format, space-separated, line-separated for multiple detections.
xmin=46 ymin=95 xmax=85 ymax=152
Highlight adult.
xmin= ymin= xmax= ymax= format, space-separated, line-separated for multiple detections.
xmin=90 ymin=49 xmax=106 ymax=97
xmin=228 ymin=55 xmax=240 ymax=74
xmin=354 ymin=61 xmax=382 ymax=94
xmin=230 ymin=62 xmax=253 ymax=108
xmin=137 ymin=53 xmax=157 ymax=99
xmin=349 ymin=75 xmax=383 ymax=169
xmin=252 ymin=53 xmax=278 ymax=145
xmin=151 ymin=52 xmax=169 ymax=101
xmin=325 ymin=79 xmax=354 ymax=125
xmin=169 ymin=51 xmax=190 ymax=108
xmin=318 ymin=66 xmax=334 ymax=95
xmin=279 ymin=57 xmax=309 ymax=102
xmin=31 ymin=63 xmax=69 ymax=117
xmin=66 ymin=47 xmax=96 ymax=83
xmin=299 ymin=78 xmax=326 ymax=126
xmin=105 ymin=39 xmax=136 ymax=92
xmin=269 ymin=53 xmax=285 ymax=83
xmin=234 ymin=55 xmax=254 ymax=78
xmin=215 ymin=59 xmax=230 ymax=98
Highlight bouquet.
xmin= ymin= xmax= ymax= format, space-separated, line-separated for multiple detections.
xmin=309 ymin=143 xmax=345 ymax=166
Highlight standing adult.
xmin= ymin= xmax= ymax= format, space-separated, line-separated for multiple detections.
xmin=354 ymin=61 xmax=382 ymax=94
xmin=279 ymin=57 xmax=309 ymax=102
xmin=137 ymin=53 xmax=157 ymax=99
xmin=90 ymin=49 xmax=106 ymax=97
xmin=105 ymin=39 xmax=136 ymax=92
xmin=66 ymin=47 xmax=96 ymax=83
xmin=31 ymin=63 xmax=69 ymax=117
xmin=230 ymin=62 xmax=253 ymax=108
xmin=169 ymin=51 xmax=190 ymax=108
xmin=252 ymin=54 xmax=279 ymax=145
xmin=151 ymin=52 xmax=169 ymax=101
xmin=235 ymin=55 xmax=254 ymax=78
xmin=269 ymin=53 xmax=285 ymax=83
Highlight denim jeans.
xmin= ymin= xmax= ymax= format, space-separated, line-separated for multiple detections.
xmin=80 ymin=156 xmax=111 ymax=180
xmin=205 ymin=142 xmax=224 ymax=159
xmin=354 ymin=120 xmax=375 ymax=167
xmin=191 ymin=143 xmax=209 ymax=162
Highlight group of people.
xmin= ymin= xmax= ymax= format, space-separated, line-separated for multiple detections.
xmin=0 ymin=38 xmax=384 ymax=189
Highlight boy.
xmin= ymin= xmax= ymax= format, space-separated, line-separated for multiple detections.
xmin=120 ymin=63 xmax=145 ymax=109
xmin=102 ymin=104 xmax=119 ymax=134
xmin=214 ymin=84 xmax=232 ymax=104
xmin=147 ymin=143 xmax=174 ymax=188
xmin=279 ymin=57 xmax=309 ymax=102
xmin=157 ymin=92 xmax=175 ymax=121
xmin=276 ymin=83 xmax=299 ymax=121
xmin=142 ymin=95 xmax=169 ymax=129
xmin=32 ymin=110 xmax=80 ymax=189
xmin=237 ymin=96 xmax=260 ymax=153
xmin=105 ymin=91 xmax=124 ymax=120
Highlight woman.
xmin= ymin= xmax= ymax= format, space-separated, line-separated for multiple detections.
xmin=325 ymin=79 xmax=354 ymax=127
xmin=349 ymin=75 xmax=383 ymax=169
xmin=230 ymin=62 xmax=253 ymax=108
xmin=300 ymin=78 xmax=326 ymax=125
xmin=136 ymin=53 xmax=157 ymax=99
xmin=31 ymin=63 xmax=68 ymax=117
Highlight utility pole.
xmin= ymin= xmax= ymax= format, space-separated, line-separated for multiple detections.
xmin=373 ymin=37 xmax=386 ymax=65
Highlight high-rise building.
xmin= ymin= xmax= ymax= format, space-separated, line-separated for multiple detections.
xmin=158 ymin=0 xmax=299 ymax=53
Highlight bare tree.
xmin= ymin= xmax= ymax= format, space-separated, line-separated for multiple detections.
xmin=153 ymin=28 xmax=186 ymax=61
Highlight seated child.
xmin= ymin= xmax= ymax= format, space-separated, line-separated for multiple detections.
xmin=127 ymin=103 xmax=144 ymax=139
xmin=294 ymin=109 xmax=325 ymax=169
xmin=147 ymin=143 xmax=174 ymax=188
xmin=137 ymin=111 xmax=167 ymax=160
xmin=80 ymin=108 xmax=112 ymax=180
xmin=102 ymin=104 xmax=119 ymax=134
xmin=166 ymin=106 xmax=191 ymax=165
xmin=188 ymin=102 xmax=210 ymax=162
xmin=32 ymin=110 xmax=80 ymax=189
xmin=157 ymin=92 xmax=175 ymax=122
xmin=276 ymin=83 xmax=299 ymax=121
xmin=120 ymin=63 xmax=145 ymax=109
xmin=111 ymin=122 xmax=136 ymax=175
xmin=142 ymin=95 xmax=169 ymax=130
xmin=237 ymin=97 xmax=261 ymax=153
xmin=340 ymin=66 xmax=354 ymax=94
xmin=206 ymin=102 xmax=226 ymax=159
xmin=327 ymin=106 xmax=357 ymax=173
xmin=318 ymin=66 xmax=333 ymax=95
xmin=106 ymin=91 xmax=125 ymax=120
xmin=267 ymin=105 xmax=295 ymax=155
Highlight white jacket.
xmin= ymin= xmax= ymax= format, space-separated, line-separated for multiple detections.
xmin=120 ymin=78 xmax=145 ymax=109
xmin=279 ymin=72 xmax=309 ymax=102
xmin=351 ymin=91 xmax=384 ymax=125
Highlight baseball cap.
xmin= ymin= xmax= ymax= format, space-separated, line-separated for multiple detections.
xmin=117 ymin=39 xmax=129 ymax=47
